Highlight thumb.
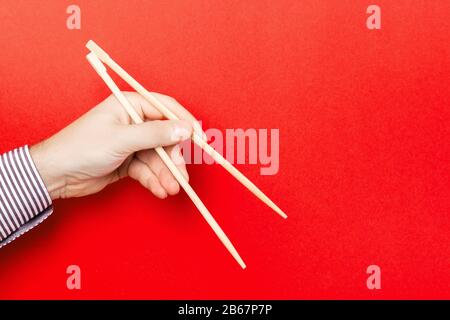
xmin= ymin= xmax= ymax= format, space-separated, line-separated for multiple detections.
xmin=121 ymin=119 xmax=192 ymax=152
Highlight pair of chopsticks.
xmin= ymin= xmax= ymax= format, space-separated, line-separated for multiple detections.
xmin=85 ymin=40 xmax=286 ymax=269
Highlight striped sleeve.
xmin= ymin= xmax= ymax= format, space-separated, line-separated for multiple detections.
xmin=0 ymin=145 xmax=53 ymax=248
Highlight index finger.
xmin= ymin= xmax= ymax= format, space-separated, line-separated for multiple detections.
xmin=121 ymin=91 xmax=207 ymax=141
xmin=149 ymin=92 xmax=208 ymax=141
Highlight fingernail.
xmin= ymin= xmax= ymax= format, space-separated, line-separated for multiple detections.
xmin=171 ymin=121 xmax=192 ymax=142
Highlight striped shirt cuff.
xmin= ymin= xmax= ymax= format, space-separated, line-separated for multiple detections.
xmin=0 ymin=145 xmax=53 ymax=247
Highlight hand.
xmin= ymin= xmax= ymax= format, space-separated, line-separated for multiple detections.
xmin=30 ymin=92 xmax=202 ymax=200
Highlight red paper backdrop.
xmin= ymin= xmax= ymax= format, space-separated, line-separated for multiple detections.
xmin=0 ymin=0 xmax=449 ymax=299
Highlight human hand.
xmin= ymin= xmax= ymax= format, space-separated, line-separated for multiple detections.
xmin=30 ymin=92 xmax=202 ymax=200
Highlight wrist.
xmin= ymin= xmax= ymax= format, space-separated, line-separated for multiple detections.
xmin=29 ymin=141 xmax=67 ymax=200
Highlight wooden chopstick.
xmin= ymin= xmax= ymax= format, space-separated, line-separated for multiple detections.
xmin=86 ymin=52 xmax=246 ymax=269
xmin=86 ymin=40 xmax=287 ymax=219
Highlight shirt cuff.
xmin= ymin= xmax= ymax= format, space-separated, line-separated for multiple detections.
xmin=0 ymin=145 xmax=53 ymax=248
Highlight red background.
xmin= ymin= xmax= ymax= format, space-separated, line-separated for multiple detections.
xmin=0 ymin=0 xmax=449 ymax=299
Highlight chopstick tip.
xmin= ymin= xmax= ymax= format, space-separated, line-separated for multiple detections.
xmin=86 ymin=39 xmax=96 ymax=51
xmin=272 ymin=205 xmax=287 ymax=219
xmin=86 ymin=40 xmax=110 ymax=61
xmin=234 ymin=254 xmax=246 ymax=269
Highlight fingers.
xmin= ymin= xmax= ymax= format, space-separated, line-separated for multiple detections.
xmin=112 ymin=91 xmax=195 ymax=198
xmin=127 ymin=157 xmax=168 ymax=199
xmin=136 ymin=147 xmax=188 ymax=196
xmin=118 ymin=91 xmax=204 ymax=151
xmin=119 ymin=91 xmax=207 ymax=141
xmin=122 ymin=91 xmax=163 ymax=120
xmin=148 ymin=92 xmax=208 ymax=141
xmin=120 ymin=119 xmax=192 ymax=153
